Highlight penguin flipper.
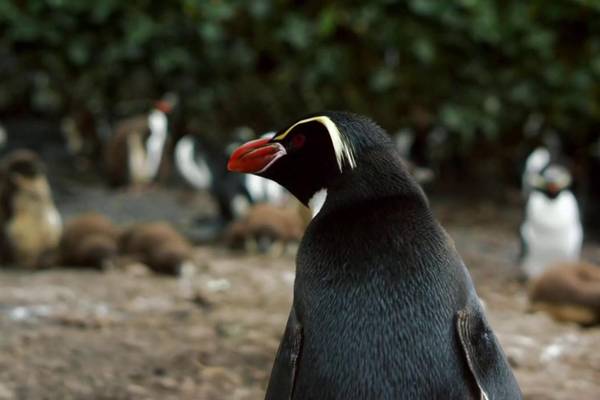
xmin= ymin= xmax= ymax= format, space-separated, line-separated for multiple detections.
xmin=456 ymin=303 xmax=522 ymax=400
xmin=265 ymin=306 xmax=303 ymax=400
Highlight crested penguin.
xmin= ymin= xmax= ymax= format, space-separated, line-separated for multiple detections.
xmin=520 ymin=159 xmax=583 ymax=279
xmin=105 ymin=93 xmax=178 ymax=187
xmin=0 ymin=150 xmax=62 ymax=268
xmin=228 ymin=112 xmax=521 ymax=400
xmin=174 ymin=130 xmax=287 ymax=223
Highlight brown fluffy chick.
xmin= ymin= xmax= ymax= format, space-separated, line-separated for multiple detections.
xmin=529 ymin=262 xmax=600 ymax=325
xmin=119 ymin=222 xmax=194 ymax=275
xmin=225 ymin=202 xmax=307 ymax=254
xmin=0 ymin=150 xmax=62 ymax=268
xmin=60 ymin=213 xmax=120 ymax=269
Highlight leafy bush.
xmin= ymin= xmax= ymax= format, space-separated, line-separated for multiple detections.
xmin=0 ymin=0 xmax=598 ymax=154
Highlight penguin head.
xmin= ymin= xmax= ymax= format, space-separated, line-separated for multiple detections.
xmin=529 ymin=164 xmax=572 ymax=199
xmin=228 ymin=112 xmax=392 ymax=206
xmin=1 ymin=150 xmax=45 ymax=192
xmin=154 ymin=92 xmax=178 ymax=114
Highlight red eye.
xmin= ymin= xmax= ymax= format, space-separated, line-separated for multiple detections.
xmin=291 ymin=134 xmax=306 ymax=149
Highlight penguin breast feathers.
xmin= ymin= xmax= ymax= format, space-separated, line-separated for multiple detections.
xmin=526 ymin=191 xmax=581 ymax=231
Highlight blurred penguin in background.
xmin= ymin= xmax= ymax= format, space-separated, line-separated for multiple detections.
xmin=529 ymin=261 xmax=600 ymax=326
xmin=393 ymin=129 xmax=435 ymax=185
xmin=585 ymin=137 xmax=600 ymax=234
xmin=0 ymin=123 xmax=6 ymax=151
xmin=105 ymin=93 xmax=178 ymax=187
xmin=520 ymin=149 xmax=583 ymax=279
xmin=119 ymin=222 xmax=195 ymax=276
xmin=175 ymin=128 xmax=288 ymax=227
xmin=59 ymin=213 xmax=120 ymax=269
xmin=0 ymin=150 xmax=62 ymax=268
xmin=224 ymin=202 xmax=306 ymax=255
xmin=61 ymin=107 xmax=108 ymax=170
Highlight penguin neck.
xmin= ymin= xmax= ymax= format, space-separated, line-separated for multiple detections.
xmin=322 ymin=148 xmax=429 ymax=215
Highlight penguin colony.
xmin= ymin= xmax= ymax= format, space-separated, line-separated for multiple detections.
xmin=0 ymin=151 xmax=196 ymax=275
xmin=228 ymin=112 xmax=521 ymax=399
xmin=5 ymin=103 xmax=600 ymax=396
xmin=1 ymin=91 xmax=302 ymax=269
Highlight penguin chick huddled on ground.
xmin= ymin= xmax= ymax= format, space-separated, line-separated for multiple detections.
xmin=529 ymin=262 xmax=600 ymax=326
xmin=119 ymin=222 xmax=194 ymax=275
xmin=0 ymin=150 xmax=62 ymax=268
xmin=105 ymin=93 xmax=177 ymax=187
xmin=228 ymin=111 xmax=521 ymax=399
xmin=520 ymin=150 xmax=583 ymax=279
xmin=59 ymin=213 xmax=120 ymax=269
xmin=224 ymin=203 xmax=306 ymax=254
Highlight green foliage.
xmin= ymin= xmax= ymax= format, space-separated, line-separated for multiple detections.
xmin=0 ymin=0 xmax=598 ymax=148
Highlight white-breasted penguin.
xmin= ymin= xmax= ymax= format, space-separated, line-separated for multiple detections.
xmin=520 ymin=159 xmax=583 ymax=279
xmin=105 ymin=93 xmax=178 ymax=187
xmin=228 ymin=111 xmax=521 ymax=399
xmin=0 ymin=150 xmax=62 ymax=268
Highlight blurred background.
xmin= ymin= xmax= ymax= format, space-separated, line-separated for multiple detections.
xmin=0 ymin=1 xmax=599 ymax=399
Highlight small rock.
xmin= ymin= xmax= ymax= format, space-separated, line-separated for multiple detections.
xmin=205 ymin=279 xmax=231 ymax=292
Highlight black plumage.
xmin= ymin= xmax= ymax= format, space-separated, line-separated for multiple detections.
xmin=229 ymin=111 xmax=521 ymax=400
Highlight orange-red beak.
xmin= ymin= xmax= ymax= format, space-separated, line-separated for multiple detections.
xmin=547 ymin=182 xmax=560 ymax=194
xmin=227 ymin=138 xmax=287 ymax=173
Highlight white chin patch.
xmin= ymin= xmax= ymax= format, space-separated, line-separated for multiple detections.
xmin=308 ymin=188 xmax=327 ymax=217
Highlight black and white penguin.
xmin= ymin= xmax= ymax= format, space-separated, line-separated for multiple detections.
xmin=175 ymin=130 xmax=287 ymax=223
xmin=520 ymin=151 xmax=583 ymax=279
xmin=228 ymin=112 xmax=521 ymax=400
xmin=0 ymin=150 xmax=62 ymax=268
xmin=105 ymin=93 xmax=178 ymax=187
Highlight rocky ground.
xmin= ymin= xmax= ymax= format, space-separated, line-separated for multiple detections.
xmin=0 ymin=185 xmax=599 ymax=400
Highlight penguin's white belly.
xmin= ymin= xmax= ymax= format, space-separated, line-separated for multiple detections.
xmin=174 ymin=136 xmax=212 ymax=190
xmin=521 ymin=222 xmax=582 ymax=278
xmin=521 ymin=190 xmax=583 ymax=278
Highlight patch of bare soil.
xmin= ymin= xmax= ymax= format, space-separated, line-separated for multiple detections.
xmin=0 ymin=189 xmax=599 ymax=399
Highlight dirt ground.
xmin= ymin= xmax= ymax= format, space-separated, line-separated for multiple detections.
xmin=1 ymin=185 xmax=600 ymax=400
